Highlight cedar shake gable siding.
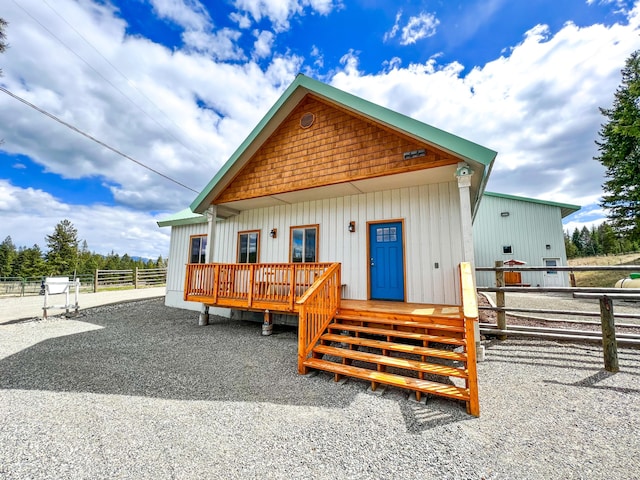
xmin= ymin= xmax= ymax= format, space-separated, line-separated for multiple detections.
xmin=214 ymin=95 xmax=460 ymax=204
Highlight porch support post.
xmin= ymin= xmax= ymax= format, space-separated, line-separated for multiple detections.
xmin=455 ymin=163 xmax=482 ymax=360
xmin=199 ymin=205 xmax=217 ymax=327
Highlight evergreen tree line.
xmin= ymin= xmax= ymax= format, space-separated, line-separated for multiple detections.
xmin=564 ymin=222 xmax=640 ymax=259
xmin=0 ymin=220 xmax=166 ymax=279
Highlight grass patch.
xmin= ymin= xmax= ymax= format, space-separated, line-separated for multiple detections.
xmin=569 ymin=253 xmax=640 ymax=288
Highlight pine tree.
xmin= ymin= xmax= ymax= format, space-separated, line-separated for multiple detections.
xmin=45 ymin=220 xmax=79 ymax=275
xmin=0 ymin=236 xmax=17 ymax=277
xmin=595 ymin=50 xmax=640 ymax=242
xmin=571 ymin=228 xmax=582 ymax=255
xmin=599 ymin=223 xmax=620 ymax=254
xmin=13 ymin=245 xmax=46 ymax=278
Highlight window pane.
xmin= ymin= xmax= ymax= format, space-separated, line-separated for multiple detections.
xmin=191 ymin=237 xmax=201 ymax=263
xmin=248 ymin=233 xmax=258 ymax=263
xmin=199 ymin=238 xmax=207 ymax=263
xmin=292 ymin=229 xmax=303 ymax=262
xmin=238 ymin=234 xmax=248 ymax=263
xmin=305 ymin=228 xmax=316 ymax=262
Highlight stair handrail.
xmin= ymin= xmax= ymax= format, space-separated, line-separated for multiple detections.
xmin=459 ymin=261 xmax=480 ymax=417
xmin=296 ymin=262 xmax=341 ymax=374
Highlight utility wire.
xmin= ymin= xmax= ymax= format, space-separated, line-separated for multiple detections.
xmin=0 ymin=85 xmax=199 ymax=193
xmin=12 ymin=0 xmax=203 ymax=157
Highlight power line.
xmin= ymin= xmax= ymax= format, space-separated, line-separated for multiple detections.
xmin=12 ymin=0 xmax=204 ymax=158
xmin=0 ymin=85 xmax=199 ymax=193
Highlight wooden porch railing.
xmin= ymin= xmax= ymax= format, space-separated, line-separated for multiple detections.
xmin=184 ymin=262 xmax=336 ymax=312
xmin=296 ymin=263 xmax=342 ymax=374
xmin=459 ymin=261 xmax=480 ymax=417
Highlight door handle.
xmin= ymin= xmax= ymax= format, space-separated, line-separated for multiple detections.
xmin=370 ymin=257 xmax=375 ymax=266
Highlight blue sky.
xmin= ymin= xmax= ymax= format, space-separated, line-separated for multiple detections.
xmin=0 ymin=0 xmax=639 ymax=258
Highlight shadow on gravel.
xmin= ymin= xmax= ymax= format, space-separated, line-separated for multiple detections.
xmin=483 ymin=339 xmax=640 ymax=376
xmin=543 ymin=370 xmax=640 ymax=395
xmin=0 ymin=299 xmax=470 ymax=429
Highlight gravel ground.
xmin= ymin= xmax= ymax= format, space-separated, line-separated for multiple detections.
xmin=1 ymin=298 xmax=639 ymax=479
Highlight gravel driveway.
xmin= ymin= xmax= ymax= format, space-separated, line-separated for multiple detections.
xmin=1 ymin=298 xmax=639 ymax=479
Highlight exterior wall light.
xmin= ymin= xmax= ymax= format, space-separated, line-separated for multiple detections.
xmin=348 ymin=221 xmax=356 ymax=233
xmin=500 ymin=212 xmax=510 ymax=217
xmin=270 ymin=228 xmax=277 ymax=238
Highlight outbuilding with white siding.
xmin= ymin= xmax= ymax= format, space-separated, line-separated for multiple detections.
xmin=473 ymin=192 xmax=580 ymax=288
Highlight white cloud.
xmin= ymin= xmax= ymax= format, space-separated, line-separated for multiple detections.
xmin=331 ymin=5 xmax=640 ymax=208
xmin=230 ymin=11 xmax=252 ymax=29
xmin=252 ymin=30 xmax=275 ymax=59
xmin=231 ymin=0 xmax=341 ymax=31
xmin=182 ymin=28 xmax=245 ymax=60
xmin=148 ymin=0 xmax=245 ymax=58
xmin=0 ymin=180 xmax=170 ymax=258
xmin=383 ymin=10 xmax=402 ymax=42
xmin=148 ymin=0 xmax=211 ymax=31
xmin=310 ymin=45 xmax=324 ymax=68
xmin=400 ymin=12 xmax=439 ymax=45
xmin=384 ymin=10 xmax=439 ymax=45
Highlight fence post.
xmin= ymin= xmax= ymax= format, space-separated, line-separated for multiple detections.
xmin=495 ymin=260 xmax=506 ymax=340
xmin=134 ymin=267 xmax=139 ymax=289
xmin=94 ymin=269 xmax=99 ymax=293
xmin=599 ymin=296 xmax=619 ymax=373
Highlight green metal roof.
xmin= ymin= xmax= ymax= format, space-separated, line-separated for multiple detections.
xmin=157 ymin=208 xmax=207 ymax=227
xmin=191 ymin=73 xmax=498 ymax=214
xmin=483 ymin=191 xmax=580 ymax=218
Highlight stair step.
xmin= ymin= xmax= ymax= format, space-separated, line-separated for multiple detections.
xmin=320 ymin=333 xmax=467 ymax=361
xmin=326 ymin=323 xmax=465 ymax=346
xmin=313 ymin=344 xmax=468 ymax=378
xmin=335 ymin=313 xmax=464 ymax=332
xmin=303 ymin=358 xmax=470 ymax=401
xmin=336 ymin=310 xmax=464 ymax=328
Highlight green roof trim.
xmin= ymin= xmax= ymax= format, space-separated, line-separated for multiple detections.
xmin=484 ymin=191 xmax=580 ymax=218
xmin=157 ymin=208 xmax=207 ymax=227
xmin=191 ymin=73 xmax=497 ymax=213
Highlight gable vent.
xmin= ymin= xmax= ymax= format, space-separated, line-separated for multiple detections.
xmin=300 ymin=112 xmax=315 ymax=128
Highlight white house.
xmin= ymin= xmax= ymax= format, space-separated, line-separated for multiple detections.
xmin=156 ymin=74 xmax=497 ymax=415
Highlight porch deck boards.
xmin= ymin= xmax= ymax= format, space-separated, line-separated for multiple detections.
xmin=338 ymin=299 xmax=464 ymax=319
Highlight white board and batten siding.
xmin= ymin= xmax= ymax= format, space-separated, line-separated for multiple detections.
xmin=213 ymin=181 xmax=465 ymax=306
xmin=473 ymin=194 xmax=570 ymax=287
xmin=165 ymin=222 xmax=208 ymax=311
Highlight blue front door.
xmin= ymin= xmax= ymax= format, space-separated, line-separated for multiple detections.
xmin=369 ymin=221 xmax=404 ymax=301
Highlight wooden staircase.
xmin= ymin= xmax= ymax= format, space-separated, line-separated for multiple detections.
xmin=301 ymin=303 xmax=480 ymax=416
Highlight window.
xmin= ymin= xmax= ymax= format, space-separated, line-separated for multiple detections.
xmin=290 ymin=225 xmax=318 ymax=263
xmin=376 ymin=226 xmax=397 ymax=243
xmin=502 ymin=245 xmax=512 ymax=254
xmin=237 ymin=231 xmax=260 ymax=263
xmin=190 ymin=235 xmax=207 ymax=264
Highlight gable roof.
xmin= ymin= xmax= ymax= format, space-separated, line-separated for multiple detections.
xmin=191 ymin=73 xmax=497 ymax=215
xmin=483 ymin=191 xmax=580 ymax=218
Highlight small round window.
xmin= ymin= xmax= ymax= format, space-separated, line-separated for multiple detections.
xmin=300 ymin=112 xmax=315 ymax=128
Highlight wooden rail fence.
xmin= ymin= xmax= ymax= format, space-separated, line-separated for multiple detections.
xmin=94 ymin=267 xmax=167 ymax=292
xmin=477 ymin=261 xmax=640 ymax=372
